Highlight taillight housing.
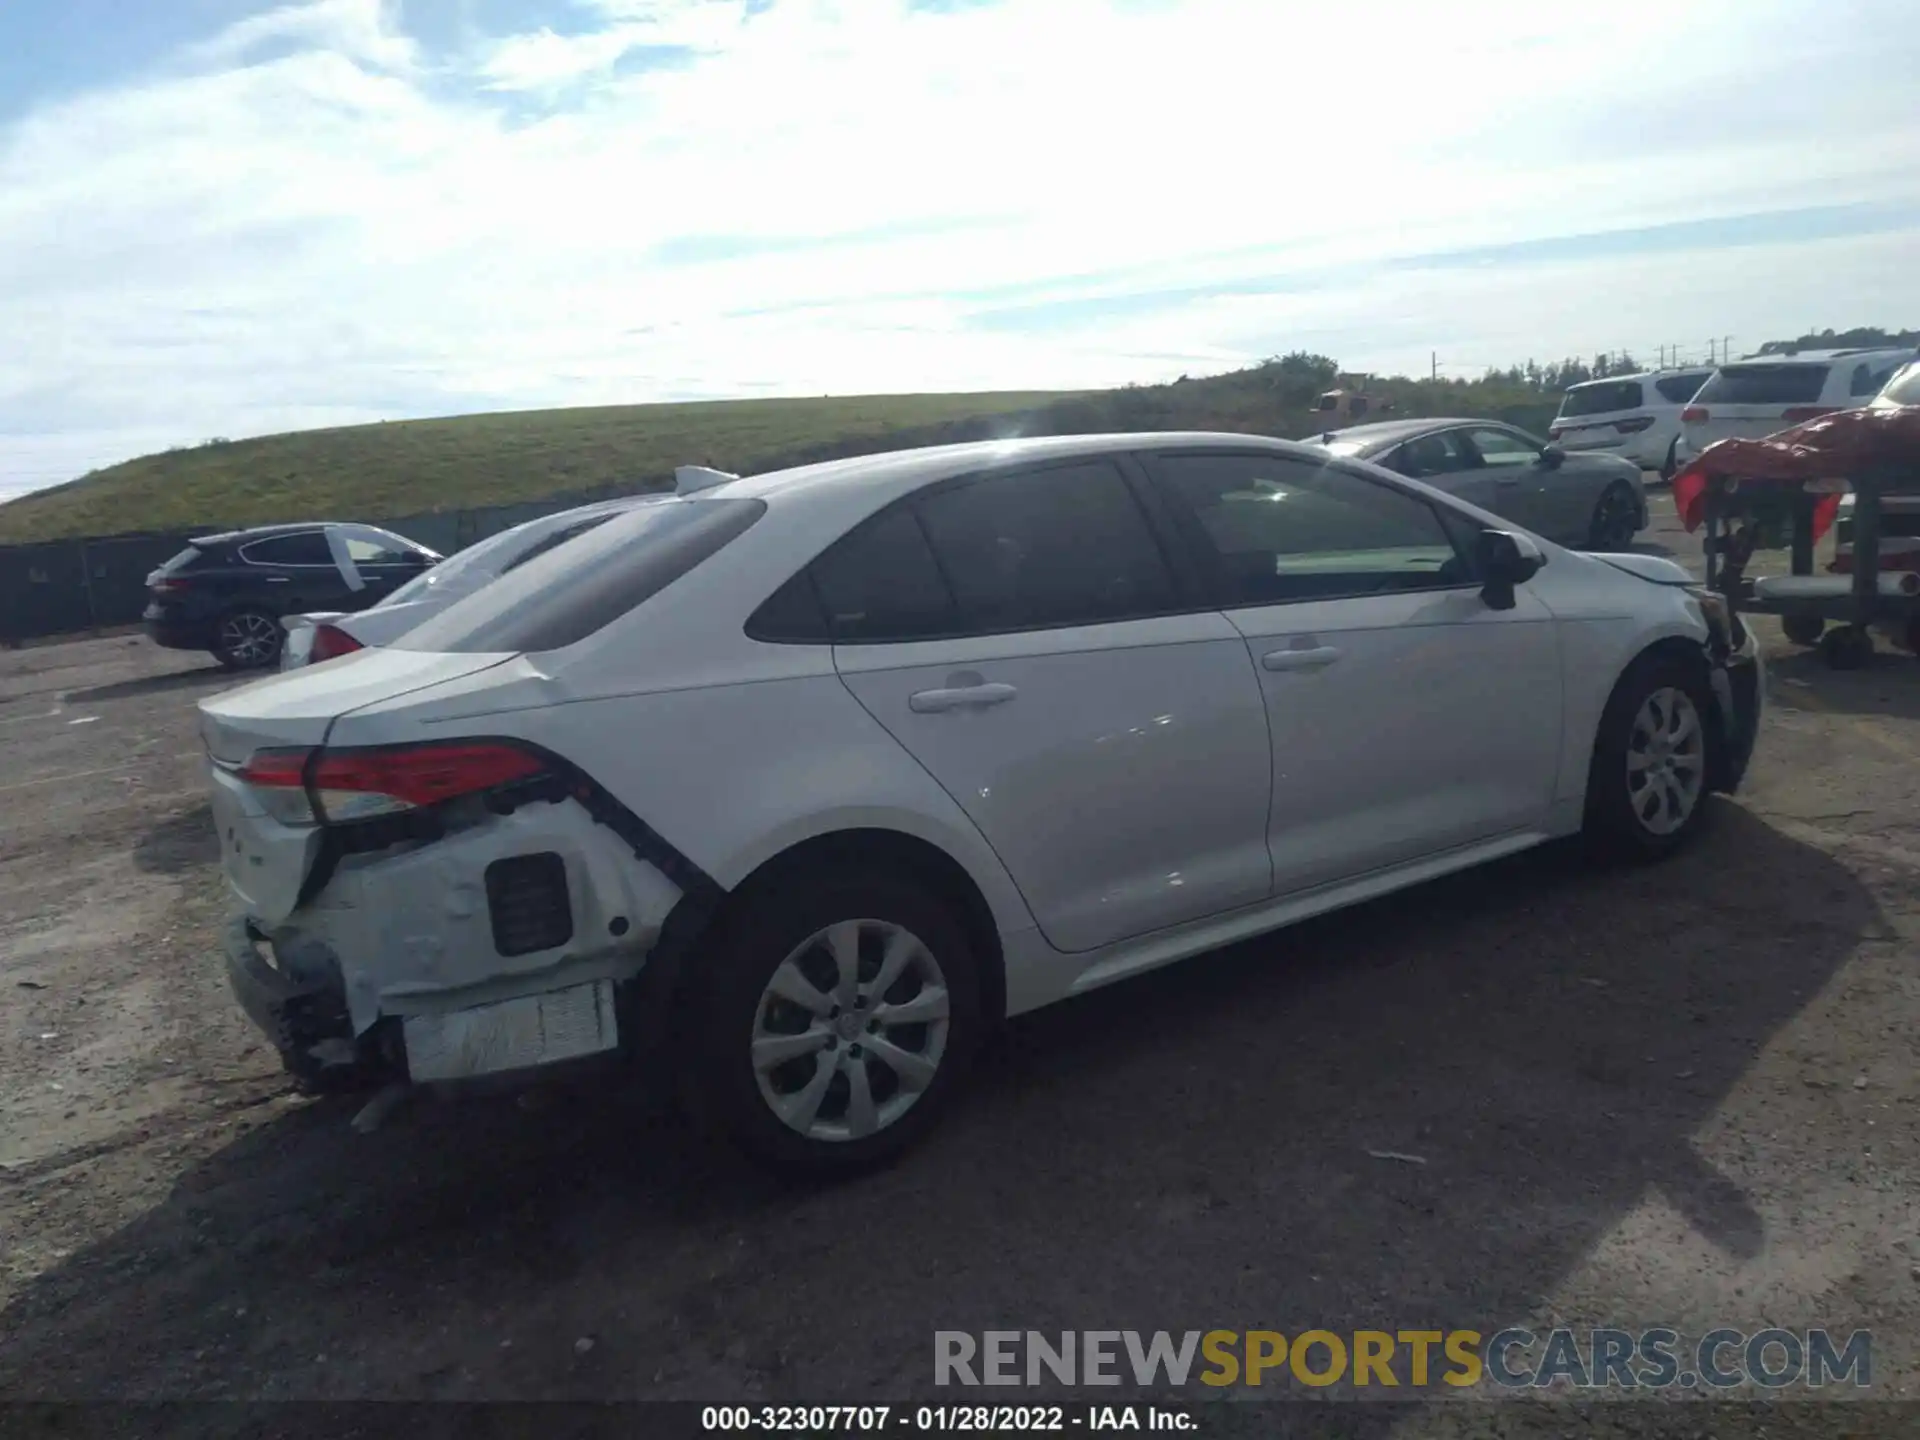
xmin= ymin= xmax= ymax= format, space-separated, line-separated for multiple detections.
xmin=238 ymin=742 xmax=551 ymax=826
xmin=1682 ymin=406 xmax=1709 ymax=423
xmin=309 ymin=623 xmax=365 ymax=663
xmin=151 ymin=578 xmax=191 ymax=595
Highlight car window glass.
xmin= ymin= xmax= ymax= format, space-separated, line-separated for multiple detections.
xmin=1155 ymin=453 xmax=1474 ymax=606
xmin=1654 ymin=374 xmax=1708 ymax=404
xmin=344 ymin=535 xmax=413 ymax=564
xmin=1465 ymin=428 xmax=1540 ymax=468
xmin=1394 ymin=431 xmax=1472 ymax=478
xmin=1695 ymin=364 xmax=1828 ymax=405
xmin=809 ymin=506 xmax=958 ymax=641
xmin=1877 ymin=362 xmax=1920 ymax=408
xmin=241 ymin=532 xmax=332 ymax=565
xmin=912 ymin=461 xmax=1175 ymax=633
xmin=1558 ymin=380 xmax=1642 ymax=417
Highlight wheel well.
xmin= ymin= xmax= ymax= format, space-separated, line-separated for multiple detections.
xmin=1594 ymin=636 xmax=1724 ymax=784
xmin=654 ymin=828 xmax=1008 ymax=1030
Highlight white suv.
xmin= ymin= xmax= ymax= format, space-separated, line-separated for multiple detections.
xmin=199 ymin=434 xmax=1763 ymax=1174
xmin=1679 ymin=347 xmax=1917 ymax=462
xmin=1548 ymin=369 xmax=1714 ymax=479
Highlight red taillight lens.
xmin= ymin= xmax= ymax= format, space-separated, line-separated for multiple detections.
xmin=1615 ymin=416 xmax=1655 ymax=433
xmin=310 ymin=742 xmax=549 ymax=822
xmin=151 ymin=578 xmax=190 ymax=595
xmin=309 ymin=623 xmax=365 ymax=663
xmin=1782 ymin=406 xmax=1836 ymax=424
xmin=1682 ymin=406 xmax=1709 ymax=423
xmin=238 ymin=742 xmax=549 ymax=825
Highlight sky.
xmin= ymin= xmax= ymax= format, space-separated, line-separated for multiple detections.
xmin=2 ymin=0 xmax=1918 ymax=501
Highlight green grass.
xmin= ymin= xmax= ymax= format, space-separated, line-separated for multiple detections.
xmin=0 ymin=366 xmax=1566 ymax=544
xmin=0 ymin=391 xmax=1064 ymax=543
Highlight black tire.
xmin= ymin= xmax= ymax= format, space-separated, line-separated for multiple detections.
xmin=1659 ymin=437 xmax=1680 ymax=483
xmin=1584 ymin=653 xmax=1716 ymax=863
xmin=1821 ymin=625 xmax=1874 ymax=670
xmin=212 ymin=609 xmax=284 ymax=670
xmin=1586 ymin=482 xmax=1641 ymax=551
xmin=677 ymin=865 xmax=982 ymax=1178
xmin=1781 ymin=612 xmax=1826 ymax=647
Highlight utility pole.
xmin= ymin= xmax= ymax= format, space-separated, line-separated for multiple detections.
xmin=1708 ymin=339 xmax=1715 ymax=364
xmin=1659 ymin=344 xmax=1666 ymax=368
xmin=1431 ymin=351 xmax=1437 ymax=383
xmin=1723 ymin=335 xmax=1734 ymax=364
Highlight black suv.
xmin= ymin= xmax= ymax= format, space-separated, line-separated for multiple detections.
xmin=143 ymin=522 xmax=441 ymax=670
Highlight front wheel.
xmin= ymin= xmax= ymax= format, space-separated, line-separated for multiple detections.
xmin=1781 ymin=612 xmax=1825 ymax=647
xmin=212 ymin=610 xmax=283 ymax=670
xmin=679 ymin=866 xmax=982 ymax=1177
xmin=1586 ymin=482 xmax=1641 ymax=551
xmin=1584 ymin=655 xmax=1715 ymax=862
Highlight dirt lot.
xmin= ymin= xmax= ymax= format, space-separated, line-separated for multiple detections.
xmin=4 ymin=497 xmax=1920 ymax=1435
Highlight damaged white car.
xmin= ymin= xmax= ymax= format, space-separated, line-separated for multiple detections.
xmin=200 ymin=434 xmax=1763 ymax=1175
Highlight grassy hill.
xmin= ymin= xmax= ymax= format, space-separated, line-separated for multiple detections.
xmin=0 ymin=364 xmax=1564 ymax=544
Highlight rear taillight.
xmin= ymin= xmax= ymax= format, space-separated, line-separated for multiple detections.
xmin=150 ymin=578 xmax=190 ymax=595
xmin=1615 ymin=416 xmax=1655 ymax=433
xmin=1682 ymin=406 xmax=1709 ymax=423
xmin=1782 ymin=406 xmax=1836 ymax=424
xmin=238 ymin=742 xmax=550 ymax=825
xmin=309 ymin=623 xmax=365 ymax=663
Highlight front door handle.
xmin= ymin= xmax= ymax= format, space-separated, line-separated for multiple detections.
xmin=909 ymin=682 xmax=1019 ymax=713
xmin=1262 ymin=646 xmax=1341 ymax=672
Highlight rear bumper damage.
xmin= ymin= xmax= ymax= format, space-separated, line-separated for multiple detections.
xmin=221 ymin=796 xmax=699 ymax=1091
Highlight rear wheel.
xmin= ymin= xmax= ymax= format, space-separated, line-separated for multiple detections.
xmin=1584 ymin=654 xmax=1714 ymax=862
xmin=1586 ymin=482 xmax=1641 ymax=551
xmin=1821 ymin=625 xmax=1874 ymax=670
xmin=678 ymin=865 xmax=982 ymax=1177
xmin=212 ymin=610 xmax=283 ymax=670
xmin=1781 ymin=612 xmax=1825 ymax=647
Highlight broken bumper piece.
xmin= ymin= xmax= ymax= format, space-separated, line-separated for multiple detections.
xmin=223 ymin=915 xmax=393 ymax=1090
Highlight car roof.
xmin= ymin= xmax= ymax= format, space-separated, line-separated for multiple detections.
xmin=1566 ymin=367 xmax=1711 ymax=388
xmin=713 ymin=431 xmax=1333 ymax=506
xmin=189 ymin=522 xmax=340 ymax=546
xmin=1720 ymin=348 xmax=1915 ymax=367
xmin=1296 ymin=416 xmax=1502 ymax=452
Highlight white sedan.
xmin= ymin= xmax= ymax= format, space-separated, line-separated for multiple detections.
xmin=199 ymin=433 xmax=1763 ymax=1174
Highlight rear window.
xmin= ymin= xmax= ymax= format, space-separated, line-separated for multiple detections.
xmin=155 ymin=545 xmax=202 ymax=576
xmin=241 ymin=531 xmax=333 ymax=566
xmin=1654 ymin=373 xmax=1710 ymax=405
xmin=1694 ymin=364 xmax=1829 ymax=406
xmin=1557 ymin=380 xmax=1643 ymax=418
xmin=393 ymin=497 xmax=765 ymax=653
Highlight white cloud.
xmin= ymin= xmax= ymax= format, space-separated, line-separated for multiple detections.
xmin=2 ymin=0 xmax=1919 ymax=503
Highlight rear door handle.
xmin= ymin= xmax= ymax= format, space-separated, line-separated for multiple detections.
xmin=909 ymin=682 xmax=1019 ymax=713
xmin=1262 ymin=646 xmax=1342 ymax=672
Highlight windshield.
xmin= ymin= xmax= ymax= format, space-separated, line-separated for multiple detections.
xmin=1557 ymin=380 xmax=1643 ymax=418
xmin=378 ymin=509 xmax=623 ymax=609
xmin=1876 ymin=361 xmax=1920 ymax=409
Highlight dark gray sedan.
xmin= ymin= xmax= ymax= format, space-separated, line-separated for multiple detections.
xmin=1305 ymin=417 xmax=1648 ymax=551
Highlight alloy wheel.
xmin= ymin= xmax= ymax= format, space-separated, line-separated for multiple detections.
xmin=220 ymin=613 xmax=280 ymax=666
xmin=750 ymin=918 xmax=951 ymax=1144
xmin=1626 ymin=687 xmax=1705 ymax=836
xmin=1593 ymin=487 xmax=1639 ymax=550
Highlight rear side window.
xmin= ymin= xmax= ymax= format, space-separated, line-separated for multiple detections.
xmin=394 ymin=497 xmax=765 ymax=653
xmin=914 ymin=461 xmax=1175 ymax=634
xmin=809 ymin=507 xmax=958 ymax=641
xmin=1695 ymin=364 xmax=1829 ymax=405
xmin=1558 ymin=380 xmax=1643 ymax=417
xmin=241 ymin=532 xmax=333 ymax=566
xmin=1654 ymin=374 xmax=1710 ymax=404
xmin=344 ymin=535 xmax=415 ymax=565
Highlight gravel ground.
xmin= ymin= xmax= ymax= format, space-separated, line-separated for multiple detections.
xmin=2 ymin=496 xmax=1918 ymax=1438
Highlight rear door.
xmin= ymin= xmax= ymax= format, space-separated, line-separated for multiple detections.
xmin=1142 ymin=448 xmax=1563 ymax=895
xmin=823 ymin=456 xmax=1275 ymax=954
xmin=238 ymin=530 xmax=350 ymax=614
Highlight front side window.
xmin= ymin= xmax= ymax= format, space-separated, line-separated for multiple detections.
xmin=1464 ymin=428 xmax=1541 ymax=468
xmin=1392 ymin=430 xmax=1474 ymax=479
xmin=240 ymin=532 xmax=332 ymax=566
xmin=1153 ymin=453 xmax=1475 ymax=606
xmin=344 ymin=535 xmax=413 ymax=565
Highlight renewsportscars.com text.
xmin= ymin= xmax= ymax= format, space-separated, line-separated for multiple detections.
xmin=934 ymin=1328 xmax=1871 ymax=1391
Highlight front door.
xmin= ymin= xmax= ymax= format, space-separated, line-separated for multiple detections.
xmin=1142 ymin=449 xmax=1564 ymax=894
xmin=1458 ymin=425 xmax=1554 ymax=536
xmin=817 ymin=458 xmax=1275 ymax=954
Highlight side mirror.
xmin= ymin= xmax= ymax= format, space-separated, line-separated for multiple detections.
xmin=1477 ymin=529 xmax=1546 ymax=610
xmin=1539 ymin=444 xmax=1566 ymax=469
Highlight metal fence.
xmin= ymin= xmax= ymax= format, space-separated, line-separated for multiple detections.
xmin=0 ymin=493 xmax=639 ymax=646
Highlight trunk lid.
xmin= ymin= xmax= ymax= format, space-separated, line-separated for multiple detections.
xmin=198 ymin=649 xmax=518 ymax=923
